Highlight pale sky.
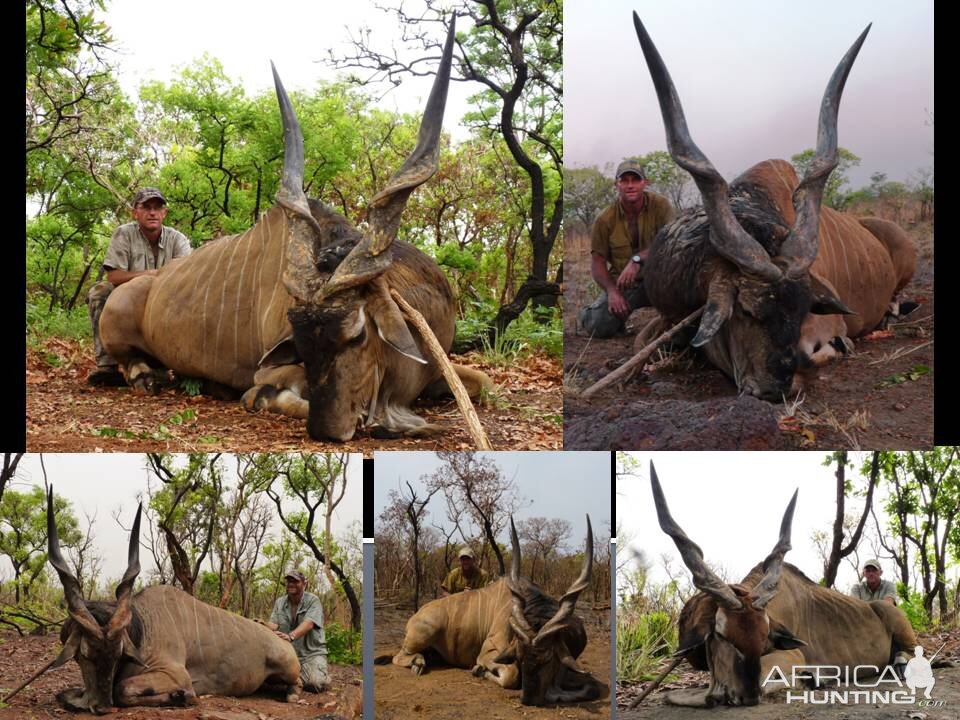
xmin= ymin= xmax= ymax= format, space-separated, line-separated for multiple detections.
xmin=373 ymin=452 xmax=612 ymax=544
xmin=100 ymin=0 xmax=479 ymax=141
xmin=617 ymin=452 xmax=958 ymax=598
xmin=3 ymin=453 xmax=363 ymax=581
xmin=566 ymin=0 xmax=934 ymax=189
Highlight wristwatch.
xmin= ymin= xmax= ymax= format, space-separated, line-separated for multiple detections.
xmin=630 ymin=254 xmax=643 ymax=264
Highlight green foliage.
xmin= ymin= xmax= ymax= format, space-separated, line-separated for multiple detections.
xmin=869 ymin=450 xmax=960 ymax=625
xmin=617 ymin=608 xmax=678 ymax=684
xmin=896 ymin=583 xmax=931 ymax=633
xmin=26 ymin=302 xmax=90 ymax=346
xmin=876 ymin=364 xmax=931 ymax=389
xmin=628 ymin=151 xmax=693 ymax=210
xmin=457 ymin=302 xmax=561 ymax=362
xmin=325 ymin=621 xmax=362 ymax=665
xmin=27 ymin=3 xmax=563 ymax=350
xmin=180 ymin=378 xmax=203 ymax=396
xmin=195 ymin=570 xmax=221 ymax=607
xmin=840 ymin=188 xmax=874 ymax=209
xmin=435 ymin=244 xmax=479 ymax=273
xmin=563 ymin=166 xmax=615 ymax=226
xmin=0 ymin=487 xmax=81 ymax=602
xmin=791 ymin=147 xmax=861 ymax=209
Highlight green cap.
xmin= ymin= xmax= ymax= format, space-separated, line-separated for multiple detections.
xmin=616 ymin=160 xmax=646 ymax=180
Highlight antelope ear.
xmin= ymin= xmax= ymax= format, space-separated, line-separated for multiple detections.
xmin=259 ymin=336 xmax=301 ymax=368
xmin=768 ymin=619 xmax=807 ymax=650
xmin=673 ymin=633 xmax=708 ymax=658
xmin=809 ymin=273 xmax=856 ymax=315
xmin=51 ymin=629 xmax=82 ymax=669
xmin=368 ymin=279 xmax=427 ymax=364
xmin=560 ymin=651 xmax=589 ymax=675
xmin=691 ymin=275 xmax=735 ymax=347
xmin=493 ymin=639 xmax=517 ymax=665
xmin=122 ymin=631 xmax=146 ymax=667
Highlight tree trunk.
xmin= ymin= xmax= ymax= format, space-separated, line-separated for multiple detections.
xmin=823 ymin=451 xmax=878 ymax=588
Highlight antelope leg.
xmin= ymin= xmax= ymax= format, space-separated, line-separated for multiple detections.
xmin=116 ymin=668 xmax=197 ymax=707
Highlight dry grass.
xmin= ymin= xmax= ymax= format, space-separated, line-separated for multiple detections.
xmin=781 ymin=398 xmax=870 ymax=450
xmin=867 ymin=340 xmax=933 ymax=366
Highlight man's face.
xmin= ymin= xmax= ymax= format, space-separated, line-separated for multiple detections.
xmin=285 ymin=576 xmax=306 ymax=600
xmin=132 ymin=199 xmax=168 ymax=234
xmin=459 ymin=555 xmax=474 ymax=573
xmin=864 ymin=565 xmax=882 ymax=587
xmin=616 ymin=172 xmax=647 ymax=204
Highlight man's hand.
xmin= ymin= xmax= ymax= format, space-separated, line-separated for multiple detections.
xmin=607 ymin=288 xmax=630 ymax=318
xmin=616 ymin=260 xmax=641 ymax=290
xmin=274 ymin=630 xmax=292 ymax=641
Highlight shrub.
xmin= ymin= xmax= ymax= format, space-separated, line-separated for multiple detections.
xmin=616 ymin=608 xmax=678 ymax=685
xmin=325 ymin=621 xmax=361 ymax=665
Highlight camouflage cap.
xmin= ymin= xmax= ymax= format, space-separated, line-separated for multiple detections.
xmin=458 ymin=546 xmax=475 ymax=559
xmin=862 ymin=559 xmax=881 ymax=572
xmin=133 ymin=187 xmax=167 ymax=207
xmin=615 ymin=159 xmax=646 ymax=180
xmin=284 ymin=569 xmax=307 ymax=582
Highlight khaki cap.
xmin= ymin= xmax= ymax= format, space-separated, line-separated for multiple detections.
xmin=458 ymin=546 xmax=475 ymax=559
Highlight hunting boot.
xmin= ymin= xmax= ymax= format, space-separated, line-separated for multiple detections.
xmin=86 ymin=281 xmax=126 ymax=386
xmin=894 ymin=650 xmax=910 ymax=680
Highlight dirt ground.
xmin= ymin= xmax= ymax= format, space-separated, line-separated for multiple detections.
xmin=618 ymin=629 xmax=960 ymax=720
xmin=374 ymin=604 xmax=611 ymax=719
xmin=563 ymin=223 xmax=934 ymax=450
xmin=26 ymin=341 xmax=562 ymax=454
xmin=0 ymin=630 xmax=361 ymax=719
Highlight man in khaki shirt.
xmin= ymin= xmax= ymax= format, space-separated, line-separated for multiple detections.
xmin=579 ymin=160 xmax=675 ymax=337
xmin=87 ymin=187 xmax=192 ymax=386
xmin=848 ymin=559 xmax=898 ymax=605
xmin=440 ymin=546 xmax=489 ymax=596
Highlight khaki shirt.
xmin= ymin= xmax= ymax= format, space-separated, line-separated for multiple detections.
xmin=441 ymin=566 xmax=489 ymax=594
xmin=590 ymin=192 xmax=676 ymax=276
xmin=849 ymin=578 xmax=898 ymax=604
xmin=103 ymin=222 xmax=192 ymax=272
xmin=270 ymin=591 xmax=327 ymax=660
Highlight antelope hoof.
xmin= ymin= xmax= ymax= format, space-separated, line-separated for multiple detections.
xmin=129 ymin=370 xmax=163 ymax=395
xmin=411 ymin=655 xmax=426 ymax=676
xmin=471 ymin=664 xmax=486 ymax=678
xmin=55 ymin=688 xmax=88 ymax=712
xmin=242 ymin=384 xmax=277 ymax=412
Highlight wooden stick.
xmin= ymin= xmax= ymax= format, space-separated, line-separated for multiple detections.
xmin=389 ymin=288 xmax=492 ymax=449
xmin=2 ymin=655 xmax=59 ymax=703
xmin=581 ymin=306 xmax=704 ymax=398
xmin=627 ymin=655 xmax=684 ymax=708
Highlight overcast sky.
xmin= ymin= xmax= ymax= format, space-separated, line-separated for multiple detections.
xmin=566 ymin=0 xmax=933 ymax=189
xmin=100 ymin=0 xmax=478 ymax=141
xmin=618 ymin=451 xmax=958 ymax=597
xmin=373 ymin=452 xmax=611 ymax=545
xmin=3 ymin=453 xmax=363 ymax=581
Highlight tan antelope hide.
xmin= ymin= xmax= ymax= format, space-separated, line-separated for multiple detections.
xmin=40 ymin=487 xmax=299 ymax=714
xmin=100 ymin=18 xmax=491 ymax=440
xmin=377 ymin=515 xmax=608 ymax=706
xmin=650 ymin=461 xmax=917 ymax=707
